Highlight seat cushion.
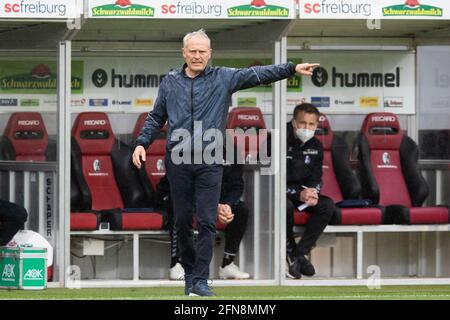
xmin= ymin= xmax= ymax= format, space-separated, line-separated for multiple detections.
xmin=409 ymin=206 xmax=450 ymax=224
xmin=70 ymin=212 xmax=99 ymax=230
xmin=336 ymin=207 xmax=384 ymax=225
xmin=294 ymin=209 xmax=311 ymax=226
xmin=121 ymin=212 xmax=164 ymax=230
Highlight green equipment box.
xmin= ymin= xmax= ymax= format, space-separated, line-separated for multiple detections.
xmin=0 ymin=247 xmax=47 ymax=290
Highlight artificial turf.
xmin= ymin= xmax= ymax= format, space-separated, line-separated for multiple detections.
xmin=0 ymin=285 xmax=449 ymax=300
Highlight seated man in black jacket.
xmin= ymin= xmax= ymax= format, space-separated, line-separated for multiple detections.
xmin=286 ymin=103 xmax=335 ymax=279
xmin=155 ymin=158 xmax=250 ymax=280
xmin=0 ymin=200 xmax=28 ymax=246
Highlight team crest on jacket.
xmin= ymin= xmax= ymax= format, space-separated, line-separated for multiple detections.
xmin=305 ymin=155 xmax=311 ymax=164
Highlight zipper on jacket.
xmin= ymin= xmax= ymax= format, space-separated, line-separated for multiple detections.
xmin=190 ymin=79 xmax=194 ymax=134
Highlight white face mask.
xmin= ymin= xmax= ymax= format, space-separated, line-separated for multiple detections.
xmin=295 ymin=128 xmax=315 ymax=143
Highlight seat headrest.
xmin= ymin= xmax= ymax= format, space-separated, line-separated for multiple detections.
xmin=71 ymin=112 xmax=115 ymax=155
xmin=3 ymin=112 xmax=48 ymax=160
xmin=226 ymin=107 xmax=267 ymax=162
xmin=226 ymin=107 xmax=266 ymax=130
xmin=315 ymin=114 xmax=333 ymax=150
xmin=132 ymin=113 xmax=167 ymax=155
xmin=361 ymin=112 xmax=403 ymax=150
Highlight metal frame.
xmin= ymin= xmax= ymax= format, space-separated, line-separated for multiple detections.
xmin=0 ymin=11 xmax=448 ymax=288
xmin=288 ymin=225 xmax=450 ymax=286
xmin=57 ymin=41 xmax=72 ymax=287
xmin=63 ymin=19 xmax=296 ymax=288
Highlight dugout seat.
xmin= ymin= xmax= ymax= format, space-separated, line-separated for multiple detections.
xmin=226 ymin=107 xmax=269 ymax=164
xmin=357 ymin=112 xmax=449 ymax=224
xmin=0 ymin=112 xmax=55 ymax=161
xmin=132 ymin=113 xmax=167 ymax=190
xmin=0 ymin=112 xmax=56 ymax=280
xmin=294 ymin=114 xmax=385 ymax=226
xmin=70 ymin=112 xmax=165 ymax=231
xmin=70 ymin=148 xmax=100 ymax=231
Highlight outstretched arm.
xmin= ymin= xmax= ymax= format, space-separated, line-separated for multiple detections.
xmin=228 ymin=62 xmax=320 ymax=93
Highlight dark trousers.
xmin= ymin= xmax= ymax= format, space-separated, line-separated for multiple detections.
xmin=168 ymin=201 xmax=249 ymax=260
xmin=224 ymin=201 xmax=249 ymax=255
xmin=286 ymin=195 xmax=334 ymax=257
xmin=166 ymin=157 xmax=223 ymax=284
xmin=0 ymin=200 xmax=28 ymax=246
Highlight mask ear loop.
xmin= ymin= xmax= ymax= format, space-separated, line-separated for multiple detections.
xmin=291 ymin=119 xmax=297 ymax=129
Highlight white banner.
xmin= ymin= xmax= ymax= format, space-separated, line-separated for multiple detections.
xmin=417 ymin=46 xmax=450 ymax=129
xmin=88 ymin=0 xmax=295 ymax=19
xmin=70 ymin=57 xmax=183 ymax=111
xmin=0 ymin=53 xmax=415 ymax=115
xmin=299 ymin=0 xmax=449 ymax=19
xmin=0 ymin=57 xmax=181 ymax=112
xmin=0 ymin=0 xmax=81 ymax=19
xmin=230 ymin=51 xmax=416 ymax=114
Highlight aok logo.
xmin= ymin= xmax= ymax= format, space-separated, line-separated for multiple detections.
xmin=371 ymin=116 xmax=396 ymax=122
xmin=23 ymin=269 xmax=44 ymax=280
xmin=237 ymin=115 xmax=260 ymax=121
xmin=18 ymin=120 xmax=40 ymax=126
xmin=2 ymin=264 xmax=15 ymax=279
xmin=84 ymin=120 xmax=107 ymax=126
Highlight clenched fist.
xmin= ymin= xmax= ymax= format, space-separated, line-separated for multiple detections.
xmin=217 ymin=204 xmax=234 ymax=224
xmin=132 ymin=145 xmax=146 ymax=169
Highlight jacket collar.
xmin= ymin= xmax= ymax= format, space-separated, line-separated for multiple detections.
xmin=180 ymin=63 xmax=213 ymax=79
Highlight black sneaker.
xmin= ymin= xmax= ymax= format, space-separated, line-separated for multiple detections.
xmin=298 ymin=255 xmax=316 ymax=277
xmin=286 ymin=255 xmax=302 ymax=279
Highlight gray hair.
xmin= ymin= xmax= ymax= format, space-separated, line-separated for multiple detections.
xmin=183 ymin=29 xmax=211 ymax=48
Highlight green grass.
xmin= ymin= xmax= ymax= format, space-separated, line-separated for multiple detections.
xmin=0 ymin=285 xmax=449 ymax=300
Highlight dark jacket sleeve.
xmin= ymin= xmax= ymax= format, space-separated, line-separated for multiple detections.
xmin=227 ymin=61 xmax=296 ymax=93
xmin=135 ymin=78 xmax=168 ymax=150
xmin=220 ymin=164 xmax=244 ymax=206
xmin=303 ymin=142 xmax=323 ymax=192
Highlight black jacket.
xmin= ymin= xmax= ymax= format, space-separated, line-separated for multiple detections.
xmin=220 ymin=162 xmax=244 ymax=207
xmin=286 ymin=121 xmax=323 ymax=202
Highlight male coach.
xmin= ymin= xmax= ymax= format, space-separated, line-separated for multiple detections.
xmin=133 ymin=29 xmax=318 ymax=296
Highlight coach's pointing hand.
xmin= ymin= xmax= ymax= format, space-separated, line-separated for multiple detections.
xmin=296 ymin=63 xmax=320 ymax=76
